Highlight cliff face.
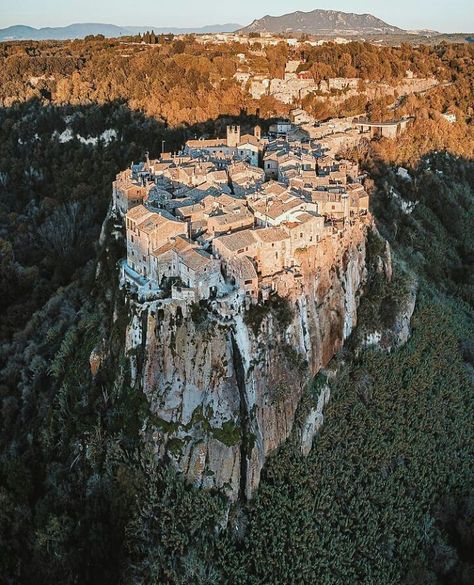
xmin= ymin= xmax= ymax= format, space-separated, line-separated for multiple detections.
xmin=126 ymin=221 xmax=372 ymax=500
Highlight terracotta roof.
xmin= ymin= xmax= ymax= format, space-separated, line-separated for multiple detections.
xmin=233 ymin=256 xmax=258 ymax=280
xmin=151 ymin=241 xmax=175 ymax=257
xmin=209 ymin=209 xmax=253 ymax=226
xmin=136 ymin=211 xmax=185 ymax=233
xmin=123 ymin=184 xmax=147 ymax=198
xmin=252 ymin=196 xmax=304 ymax=220
xmin=207 ymin=170 xmax=228 ymax=183
xmin=201 ymin=193 xmax=245 ymax=209
xmin=261 ymin=181 xmax=287 ymax=196
xmin=238 ymin=134 xmax=261 ymax=148
xmin=187 ymin=184 xmax=231 ymax=200
xmin=293 ymin=211 xmax=319 ymax=223
xmin=214 ymin=229 xmax=257 ymax=252
xmin=126 ymin=205 xmax=153 ymax=221
xmin=175 ymin=203 xmax=204 ymax=218
xmin=186 ymin=138 xmax=227 ymax=149
xmin=254 ymin=227 xmax=288 ymax=243
xmin=152 ymin=162 xmax=173 ymax=173
xmin=318 ymin=156 xmax=335 ymax=167
xmin=346 ymin=183 xmax=365 ymax=192
xmin=178 ymin=248 xmax=214 ymax=272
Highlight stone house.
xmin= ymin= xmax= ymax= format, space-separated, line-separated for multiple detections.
xmin=171 ymin=247 xmax=224 ymax=299
xmin=113 ymin=171 xmax=148 ymax=215
xmin=310 ymin=191 xmax=350 ymax=219
xmin=268 ymin=120 xmax=293 ymax=137
xmin=290 ymin=108 xmax=313 ymax=125
xmin=126 ymin=205 xmax=187 ymax=278
xmin=225 ymin=256 xmax=259 ymax=300
xmin=212 ymin=229 xmax=258 ymax=264
xmin=253 ymin=227 xmax=291 ymax=276
xmin=263 ymin=151 xmax=280 ymax=179
xmin=207 ymin=208 xmax=255 ymax=237
xmin=151 ymin=235 xmax=195 ymax=285
xmin=282 ymin=212 xmax=326 ymax=254
xmin=236 ymin=134 xmax=262 ymax=167
xmin=354 ymin=117 xmax=413 ymax=139
xmin=346 ymin=184 xmax=369 ymax=214
xmin=317 ymin=156 xmax=339 ymax=176
xmin=251 ymin=194 xmax=311 ymax=227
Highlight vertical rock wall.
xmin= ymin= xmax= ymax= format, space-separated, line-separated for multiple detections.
xmin=127 ymin=221 xmax=372 ymax=500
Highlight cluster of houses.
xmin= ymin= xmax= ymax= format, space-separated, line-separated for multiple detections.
xmin=114 ymin=124 xmax=369 ymax=303
xmin=192 ymin=32 xmax=353 ymax=48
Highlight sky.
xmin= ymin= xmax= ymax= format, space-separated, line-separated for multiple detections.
xmin=0 ymin=0 xmax=473 ymax=33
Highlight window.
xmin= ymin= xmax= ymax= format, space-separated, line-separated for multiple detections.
xmin=245 ymin=279 xmax=253 ymax=285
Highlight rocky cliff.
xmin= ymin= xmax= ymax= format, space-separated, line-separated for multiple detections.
xmin=124 ymin=219 xmax=377 ymax=500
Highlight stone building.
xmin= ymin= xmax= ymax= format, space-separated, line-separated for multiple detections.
xmin=126 ymin=205 xmax=187 ymax=278
xmin=120 ymin=128 xmax=370 ymax=303
xmin=354 ymin=117 xmax=414 ymax=139
xmin=171 ymin=247 xmax=223 ymax=299
xmin=207 ymin=208 xmax=255 ymax=237
xmin=113 ymin=170 xmax=148 ymax=215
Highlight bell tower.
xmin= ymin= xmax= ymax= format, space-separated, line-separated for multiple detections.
xmin=226 ymin=125 xmax=241 ymax=147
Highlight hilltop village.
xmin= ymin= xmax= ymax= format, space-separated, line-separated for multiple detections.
xmin=113 ymin=122 xmax=370 ymax=304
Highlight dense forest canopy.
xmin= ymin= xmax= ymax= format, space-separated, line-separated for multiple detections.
xmin=1 ymin=37 xmax=473 ymax=125
xmin=0 ymin=36 xmax=473 ymax=585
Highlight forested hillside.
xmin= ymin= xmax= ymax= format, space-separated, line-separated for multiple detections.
xmin=0 ymin=36 xmax=473 ymax=585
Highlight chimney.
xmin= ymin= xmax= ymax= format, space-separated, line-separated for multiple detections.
xmin=254 ymin=125 xmax=262 ymax=141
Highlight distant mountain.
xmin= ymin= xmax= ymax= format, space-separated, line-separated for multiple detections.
xmin=239 ymin=9 xmax=404 ymax=35
xmin=0 ymin=22 xmax=242 ymax=41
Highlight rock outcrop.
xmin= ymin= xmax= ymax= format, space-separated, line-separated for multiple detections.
xmin=125 ymin=220 xmax=375 ymax=500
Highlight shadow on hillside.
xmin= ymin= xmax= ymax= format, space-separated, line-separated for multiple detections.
xmin=0 ymin=98 xmax=311 ymax=342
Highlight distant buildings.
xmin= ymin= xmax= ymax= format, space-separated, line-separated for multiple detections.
xmin=353 ymin=117 xmax=414 ymax=139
